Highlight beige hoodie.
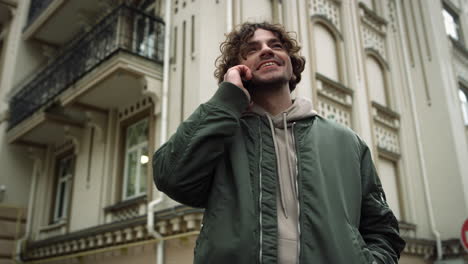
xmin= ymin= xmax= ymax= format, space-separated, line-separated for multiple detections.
xmin=249 ymin=97 xmax=317 ymax=264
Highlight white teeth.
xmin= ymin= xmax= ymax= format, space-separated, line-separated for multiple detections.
xmin=260 ymin=62 xmax=277 ymax=69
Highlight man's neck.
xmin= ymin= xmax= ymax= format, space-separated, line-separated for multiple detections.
xmin=250 ymin=84 xmax=292 ymax=116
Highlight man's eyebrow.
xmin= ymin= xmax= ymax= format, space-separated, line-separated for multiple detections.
xmin=246 ymin=38 xmax=281 ymax=46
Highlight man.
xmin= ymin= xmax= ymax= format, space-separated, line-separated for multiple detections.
xmin=153 ymin=22 xmax=405 ymax=263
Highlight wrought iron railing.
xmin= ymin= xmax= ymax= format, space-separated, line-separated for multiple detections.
xmin=9 ymin=5 xmax=164 ymax=129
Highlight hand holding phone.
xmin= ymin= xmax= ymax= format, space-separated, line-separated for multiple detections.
xmin=224 ymin=65 xmax=253 ymax=93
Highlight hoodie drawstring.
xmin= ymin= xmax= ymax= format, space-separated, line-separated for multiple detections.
xmin=283 ymin=113 xmax=297 ymax=199
xmin=267 ymin=114 xmax=288 ymax=219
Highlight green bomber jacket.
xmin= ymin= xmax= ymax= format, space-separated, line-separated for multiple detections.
xmin=153 ymin=82 xmax=406 ymax=263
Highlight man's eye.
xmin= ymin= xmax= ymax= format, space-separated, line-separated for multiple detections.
xmin=246 ymin=47 xmax=258 ymax=54
xmin=272 ymin=43 xmax=283 ymax=49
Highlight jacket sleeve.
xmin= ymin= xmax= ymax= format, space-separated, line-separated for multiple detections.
xmin=152 ymin=82 xmax=249 ymax=208
xmin=358 ymin=144 xmax=406 ymax=263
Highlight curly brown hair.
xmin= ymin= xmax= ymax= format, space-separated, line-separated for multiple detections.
xmin=214 ymin=22 xmax=306 ymax=92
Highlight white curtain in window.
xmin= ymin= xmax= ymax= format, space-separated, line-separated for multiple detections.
xmin=314 ymin=24 xmax=339 ymax=81
xmin=366 ymin=56 xmax=387 ymax=106
xmin=378 ymin=158 xmax=401 ymax=219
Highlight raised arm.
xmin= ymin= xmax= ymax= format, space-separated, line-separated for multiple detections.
xmin=358 ymin=144 xmax=406 ymax=263
xmin=152 ymin=81 xmax=249 ymax=208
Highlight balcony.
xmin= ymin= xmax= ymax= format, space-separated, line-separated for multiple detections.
xmin=23 ymin=0 xmax=113 ymax=45
xmin=8 ymin=5 xmax=164 ymax=141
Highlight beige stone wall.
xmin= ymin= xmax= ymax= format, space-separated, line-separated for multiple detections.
xmin=165 ymin=235 xmax=197 ymax=264
xmin=400 ymin=255 xmax=432 ymax=264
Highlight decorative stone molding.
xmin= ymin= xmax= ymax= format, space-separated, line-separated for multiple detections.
xmin=315 ymin=73 xmax=353 ymax=128
xmin=371 ymin=101 xmax=400 ymax=155
xmin=442 ymin=239 xmax=465 ymax=258
xmin=359 ymin=3 xmax=387 ymax=60
xmin=24 ymin=206 xmax=203 ymax=261
xmin=104 ymin=195 xmax=147 ymax=223
xmin=85 ymin=111 xmax=107 ymax=143
xmin=403 ymin=238 xmax=435 ymax=258
xmin=309 ymin=0 xmax=341 ymax=31
xmin=38 ymin=219 xmax=67 ymax=240
xmin=64 ymin=125 xmax=82 ymax=155
xmin=140 ymin=76 xmax=162 ymax=116
xmin=399 ymin=221 xmax=416 ymax=239
xmin=310 ymin=0 xmax=342 ymax=31
xmin=387 ymin=0 xmax=397 ymax=33
xmin=118 ymin=97 xmax=154 ymax=120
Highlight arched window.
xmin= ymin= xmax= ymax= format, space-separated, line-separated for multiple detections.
xmin=378 ymin=157 xmax=401 ymax=219
xmin=313 ymin=24 xmax=339 ymax=81
xmin=366 ymin=56 xmax=387 ymax=106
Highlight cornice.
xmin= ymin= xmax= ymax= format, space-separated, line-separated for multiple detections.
xmin=23 ymin=206 xmax=203 ymax=261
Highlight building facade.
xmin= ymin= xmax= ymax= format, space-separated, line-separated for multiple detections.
xmin=0 ymin=0 xmax=467 ymax=263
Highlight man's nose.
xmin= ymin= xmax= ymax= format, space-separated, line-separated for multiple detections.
xmin=259 ymin=44 xmax=274 ymax=58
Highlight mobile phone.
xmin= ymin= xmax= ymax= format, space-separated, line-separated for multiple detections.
xmin=242 ymin=79 xmax=253 ymax=94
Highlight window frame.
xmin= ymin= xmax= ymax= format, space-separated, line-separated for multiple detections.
xmin=377 ymin=153 xmax=404 ymax=221
xmin=311 ymin=19 xmax=343 ymax=83
xmin=442 ymin=2 xmax=464 ymax=44
xmin=458 ymin=81 xmax=468 ymax=126
xmin=118 ymin=109 xmax=152 ymax=202
xmin=50 ymin=150 xmax=75 ymax=224
xmin=365 ymin=51 xmax=391 ymax=108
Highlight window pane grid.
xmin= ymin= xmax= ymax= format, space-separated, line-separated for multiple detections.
xmin=123 ymin=118 xmax=149 ymax=200
xmin=53 ymin=155 xmax=73 ymax=223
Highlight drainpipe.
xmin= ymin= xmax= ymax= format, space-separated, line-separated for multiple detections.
xmin=16 ymin=155 xmax=40 ymax=262
xmin=146 ymin=0 xmax=172 ymax=262
xmin=395 ymin=0 xmax=442 ymax=260
xmin=148 ymin=196 xmax=164 ymax=264
xmin=227 ymin=0 xmax=233 ymax=32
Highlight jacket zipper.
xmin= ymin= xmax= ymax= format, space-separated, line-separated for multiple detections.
xmin=258 ymin=119 xmax=263 ymax=264
xmin=291 ymin=123 xmax=301 ymax=264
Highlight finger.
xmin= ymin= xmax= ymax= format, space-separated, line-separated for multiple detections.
xmin=236 ymin=65 xmax=253 ymax=80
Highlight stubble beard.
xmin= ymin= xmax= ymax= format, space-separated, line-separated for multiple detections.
xmin=250 ymin=71 xmax=289 ymax=91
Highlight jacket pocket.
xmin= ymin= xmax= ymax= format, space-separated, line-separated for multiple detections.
xmin=347 ymin=223 xmax=376 ymax=264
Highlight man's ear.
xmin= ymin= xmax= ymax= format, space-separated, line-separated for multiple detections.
xmin=291 ymin=74 xmax=297 ymax=81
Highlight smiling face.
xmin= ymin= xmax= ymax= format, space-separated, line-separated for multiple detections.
xmin=239 ymin=29 xmax=294 ymax=88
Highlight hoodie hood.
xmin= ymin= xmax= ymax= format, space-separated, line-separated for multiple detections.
xmin=249 ymin=96 xmax=317 ymax=127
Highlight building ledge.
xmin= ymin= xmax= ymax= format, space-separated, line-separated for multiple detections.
xmin=22 ymin=206 xmax=203 ymax=261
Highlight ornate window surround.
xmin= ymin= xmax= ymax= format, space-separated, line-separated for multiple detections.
xmin=106 ymin=97 xmax=155 ymax=224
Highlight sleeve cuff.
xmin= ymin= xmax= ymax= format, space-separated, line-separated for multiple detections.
xmin=208 ymin=82 xmax=251 ymax=117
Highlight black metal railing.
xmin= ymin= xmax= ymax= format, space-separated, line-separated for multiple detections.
xmin=25 ymin=0 xmax=55 ymax=29
xmin=9 ymin=5 xmax=165 ymax=129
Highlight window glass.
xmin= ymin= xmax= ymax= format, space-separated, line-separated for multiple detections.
xmin=459 ymin=88 xmax=468 ymax=125
xmin=53 ymin=155 xmax=74 ymax=222
xmin=314 ymin=24 xmax=339 ymax=81
xmin=443 ymin=7 xmax=461 ymax=41
xmin=123 ymin=118 xmax=149 ymax=199
xmin=139 ymin=146 xmax=149 ymax=193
